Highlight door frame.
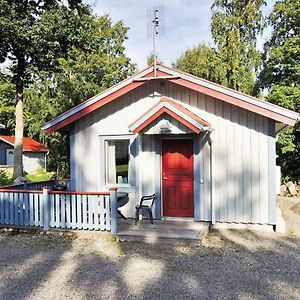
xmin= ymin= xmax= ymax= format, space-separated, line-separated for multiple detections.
xmin=156 ymin=134 xmax=201 ymax=221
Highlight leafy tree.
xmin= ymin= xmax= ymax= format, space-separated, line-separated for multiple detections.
xmin=24 ymin=14 xmax=135 ymax=177
xmin=211 ymin=0 xmax=265 ymax=95
xmin=173 ymin=44 xmax=227 ymax=85
xmin=260 ymin=0 xmax=300 ymax=181
xmin=0 ymin=3 xmax=135 ymax=178
xmin=174 ymin=1 xmax=265 ymax=96
xmin=147 ymin=51 xmax=163 ymax=66
xmin=0 ymin=73 xmax=15 ymax=133
xmin=0 ymin=0 xmax=86 ymax=178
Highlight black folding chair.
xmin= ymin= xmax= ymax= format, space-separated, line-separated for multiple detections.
xmin=135 ymin=193 xmax=156 ymax=225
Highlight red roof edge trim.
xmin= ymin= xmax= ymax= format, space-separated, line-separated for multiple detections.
xmin=43 ymin=63 xmax=299 ymax=134
xmin=159 ymin=65 xmax=299 ymax=120
xmin=170 ymin=78 xmax=297 ymax=126
xmin=45 ymin=81 xmax=146 ymax=134
xmin=161 ymin=65 xmax=270 ymax=104
xmin=0 ymin=136 xmax=49 ymax=152
xmin=43 ymin=65 xmax=154 ymax=132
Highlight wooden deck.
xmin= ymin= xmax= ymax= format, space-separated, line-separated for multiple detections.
xmin=117 ymin=218 xmax=210 ymax=243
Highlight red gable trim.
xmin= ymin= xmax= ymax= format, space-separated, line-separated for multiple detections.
xmin=45 ymin=81 xmax=145 ymax=134
xmin=0 ymin=136 xmax=49 ymax=152
xmin=132 ymin=107 xmax=201 ymax=134
xmin=170 ymin=78 xmax=296 ymax=126
xmin=129 ymin=97 xmax=210 ymax=134
xmin=159 ymin=97 xmax=210 ymax=127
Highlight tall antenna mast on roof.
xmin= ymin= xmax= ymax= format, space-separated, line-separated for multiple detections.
xmin=153 ymin=8 xmax=159 ymax=78
xmin=147 ymin=6 xmax=165 ymax=78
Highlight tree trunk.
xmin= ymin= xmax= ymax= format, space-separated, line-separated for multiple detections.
xmin=13 ymin=78 xmax=24 ymax=179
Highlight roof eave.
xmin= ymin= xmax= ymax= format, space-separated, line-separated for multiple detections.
xmin=42 ymin=64 xmax=299 ymax=133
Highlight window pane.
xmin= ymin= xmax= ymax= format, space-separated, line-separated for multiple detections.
xmin=107 ymin=139 xmax=129 ymax=184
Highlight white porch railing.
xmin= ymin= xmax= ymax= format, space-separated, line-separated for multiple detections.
xmin=0 ymin=188 xmax=118 ymax=234
xmin=0 ymin=190 xmax=44 ymax=227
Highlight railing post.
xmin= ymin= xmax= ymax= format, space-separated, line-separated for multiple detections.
xmin=109 ymin=188 xmax=118 ymax=235
xmin=43 ymin=187 xmax=50 ymax=231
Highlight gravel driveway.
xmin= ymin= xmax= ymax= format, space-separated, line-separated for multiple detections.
xmin=0 ymin=227 xmax=299 ymax=300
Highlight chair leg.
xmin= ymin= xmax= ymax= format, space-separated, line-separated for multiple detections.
xmin=135 ymin=208 xmax=139 ymax=225
xmin=148 ymin=209 xmax=154 ymax=224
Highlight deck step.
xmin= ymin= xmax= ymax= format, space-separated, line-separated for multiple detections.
xmin=117 ymin=219 xmax=210 ymax=244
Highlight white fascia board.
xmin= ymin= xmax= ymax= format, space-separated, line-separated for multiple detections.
xmin=159 ymin=66 xmax=299 ymax=121
xmin=0 ymin=137 xmax=14 ymax=147
xmin=129 ymin=102 xmax=205 ymax=132
xmin=129 ymin=102 xmax=165 ymax=131
xmin=42 ymin=66 xmax=154 ymax=130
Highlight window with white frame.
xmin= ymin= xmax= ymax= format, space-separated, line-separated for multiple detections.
xmin=106 ymin=139 xmax=130 ymax=185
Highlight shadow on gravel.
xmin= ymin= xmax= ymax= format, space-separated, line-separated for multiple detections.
xmin=67 ymin=229 xmax=300 ymax=299
xmin=0 ymin=230 xmax=74 ymax=300
xmin=0 ymin=229 xmax=299 ymax=299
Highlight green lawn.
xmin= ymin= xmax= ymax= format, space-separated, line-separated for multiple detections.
xmin=0 ymin=167 xmax=54 ymax=186
xmin=116 ymin=164 xmax=128 ymax=173
xmin=25 ymin=167 xmax=55 ymax=182
xmin=26 ymin=173 xmax=54 ymax=182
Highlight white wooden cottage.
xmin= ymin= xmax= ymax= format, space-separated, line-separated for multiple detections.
xmin=0 ymin=136 xmax=49 ymax=173
xmin=43 ymin=64 xmax=299 ymax=228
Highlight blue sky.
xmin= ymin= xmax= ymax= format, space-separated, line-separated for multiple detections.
xmin=87 ymin=0 xmax=275 ymax=70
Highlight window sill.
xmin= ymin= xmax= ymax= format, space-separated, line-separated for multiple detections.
xmin=106 ymin=184 xmax=131 ymax=188
xmin=106 ymin=184 xmax=136 ymax=192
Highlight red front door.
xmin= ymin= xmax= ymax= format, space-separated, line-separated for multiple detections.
xmin=162 ymin=139 xmax=194 ymax=217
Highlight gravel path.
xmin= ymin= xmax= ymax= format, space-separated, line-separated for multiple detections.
xmin=0 ymin=227 xmax=299 ymax=300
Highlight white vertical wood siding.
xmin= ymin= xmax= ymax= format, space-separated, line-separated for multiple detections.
xmin=23 ymin=152 xmax=46 ymax=173
xmin=71 ymin=80 xmax=275 ymax=224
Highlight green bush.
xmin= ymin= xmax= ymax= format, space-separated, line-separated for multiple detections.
xmin=0 ymin=170 xmax=13 ymax=186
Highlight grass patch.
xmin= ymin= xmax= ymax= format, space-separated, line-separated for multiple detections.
xmin=116 ymin=164 xmax=128 ymax=173
xmin=0 ymin=167 xmax=55 ymax=186
xmin=26 ymin=167 xmax=55 ymax=182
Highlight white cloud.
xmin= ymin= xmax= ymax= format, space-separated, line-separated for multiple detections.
xmin=87 ymin=0 xmax=213 ymax=69
xmin=85 ymin=0 xmax=274 ymax=69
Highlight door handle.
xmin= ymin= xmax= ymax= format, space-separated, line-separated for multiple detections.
xmin=163 ymin=176 xmax=168 ymax=180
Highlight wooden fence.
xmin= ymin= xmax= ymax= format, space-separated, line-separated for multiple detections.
xmin=0 ymin=180 xmax=69 ymax=191
xmin=0 ymin=188 xmax=118 ymax=234
xmin=0 ymin=190 xmax=44 ymax=227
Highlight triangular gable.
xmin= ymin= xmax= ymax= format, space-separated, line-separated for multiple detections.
xmin=129 ymin=97 xmax=210 ymax=134
xmin=42 ymin=63 xmax=299 ymax=134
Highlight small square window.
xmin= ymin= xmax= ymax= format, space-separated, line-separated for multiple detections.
xmin=106 ymin=139 xmax=130 ymax=185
